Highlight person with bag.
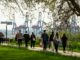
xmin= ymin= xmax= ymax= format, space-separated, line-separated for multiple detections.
xmin=15 ymin=30 xmax=23 ymax=48
xmin=30 ymin=32 xmax=36 ymax=48
xmin=53 ymin=32 xmax=59 ymax=53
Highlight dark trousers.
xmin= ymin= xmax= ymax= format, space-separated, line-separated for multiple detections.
xmin=54 ymin=42 xmax=58 ymax=53
xmin=49 ymin=41 xmax=51 ymax=48
xmin=25 ymin=40 xmax=29 ymax=47
xmin=31 ymin=41 xmax=35 ymax=48
xmin=43 ymin=41 xmax=48 ymax=50
xmin=0 ymin=38 xmax=3 ymax=44
xmin=62 ymin=42 xmax=67 ymax=51
xmin=18 ymin=39 xmax=22 ymax=47
xmin=49 ymin=41 xmax=53 ymax=49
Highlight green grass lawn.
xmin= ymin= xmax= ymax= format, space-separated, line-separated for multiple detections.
xmin=0 ymin=46 xmax=80 ymax=60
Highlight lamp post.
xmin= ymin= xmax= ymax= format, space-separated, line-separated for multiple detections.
xmin=1 ymin=21 xmax=12 ymax=40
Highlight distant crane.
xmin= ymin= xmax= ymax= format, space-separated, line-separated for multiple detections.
xmin=12 ymin=14 xmax=16 ymax=35
xmin=37 ymin=12 xmax=43 ymax=33
xmin=70 ymin=14 xmax=79 ymax=33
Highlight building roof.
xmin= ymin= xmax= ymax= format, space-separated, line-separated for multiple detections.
xmin=32 ymin=25 xmax=41 ymax=29
xmin=14 ymin=25 xmax=28 ymax=30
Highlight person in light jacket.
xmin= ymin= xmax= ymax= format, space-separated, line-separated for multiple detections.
xmin=16 ymin=30 xmax=23 ymax=48
xmin=53 ymin=32 xmax=60 ymax=53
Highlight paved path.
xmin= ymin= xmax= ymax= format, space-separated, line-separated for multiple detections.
xmin=1 ymin=43 xmax=80 ymax=57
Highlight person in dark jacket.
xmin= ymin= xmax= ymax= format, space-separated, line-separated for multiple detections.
xmin=23 ymin=31 xmax=30 ymax=48
xmin=49 ymin=31 xmax=54 ymax=50
xmin=30 ymin=32 xmax=36 ymax=48
xmin=41 ymin=30 xmax=49 ymax=50
xmin=61 ymin=33 xmax=68 ymax=52
xmin=0 ymin=32 xmax=4 ymax=44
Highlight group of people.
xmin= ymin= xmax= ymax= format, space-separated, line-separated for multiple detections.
xmin=15 ymin=30 xmax=36 ymax=48
xmin=15 ymin=30 xmax=68 ymax=53
xmin=41 ymin=30 xmax=68 ymax=53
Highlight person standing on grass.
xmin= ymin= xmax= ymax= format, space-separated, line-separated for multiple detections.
xmin=49 ymin=31 xmax=54 ymax=50
xmin=16 ymin=30 xmax=23 ymax=48
xmin=23 ymin=31 xmax=30 ymax=48
xmin=61 ymin=33 xmax=68 ymax=53
xmin=30 ymin=32 xmax=36 ymax=48
xmin=53 ymin=32 xmax=60 ymax=53
xmin=41 ymin=30 xmax=49 ymax=50
xmin=0 ymin=32 xmax=4 ymax=44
